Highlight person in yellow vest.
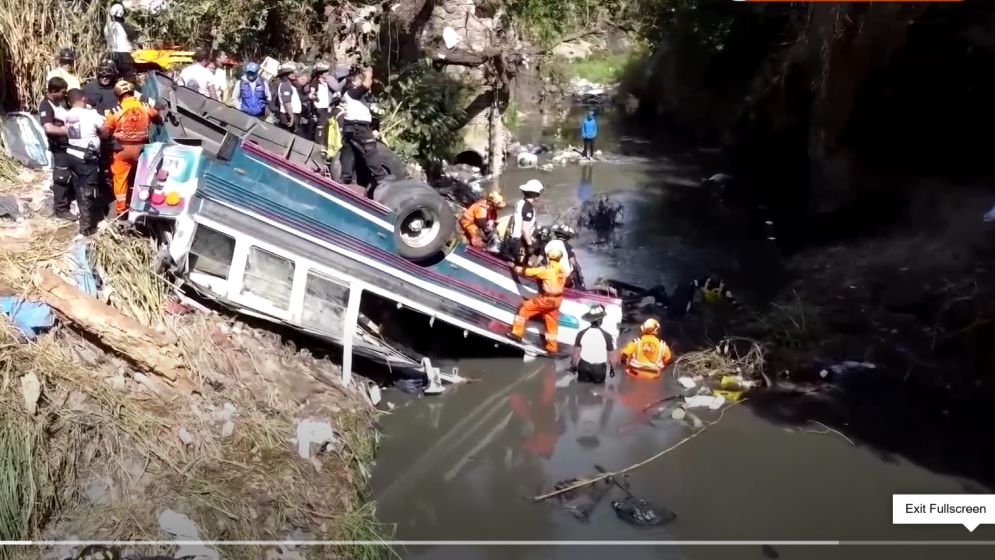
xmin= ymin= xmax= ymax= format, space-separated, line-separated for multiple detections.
xmin=619 ymin=318 xmax=673 ymax=379
xmin=508 ymin=245 xmax=567 ymax=354
xmin=47 ymin=48 xmax=81 ymax=91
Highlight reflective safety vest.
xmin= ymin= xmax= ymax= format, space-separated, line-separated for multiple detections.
xmin=621 ymin=334 xmax=672 ymax=379
xmin=105 ymin=96 xmax=155 ymax=143
xmin=239 ymin=77 xmax=268 ymax=117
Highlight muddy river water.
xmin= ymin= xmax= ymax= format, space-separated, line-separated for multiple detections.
xmin=371 ymin=113 xmax=995 ymax=560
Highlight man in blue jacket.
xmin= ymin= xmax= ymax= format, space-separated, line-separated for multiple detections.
xmin=235 ymin=62 xmax=270 ymax=118
xmin=580 ymin=109 xmax=598 ymax=159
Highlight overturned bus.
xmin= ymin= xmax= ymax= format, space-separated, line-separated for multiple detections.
xmin=129 ymin=71 xmax=623 ymax=383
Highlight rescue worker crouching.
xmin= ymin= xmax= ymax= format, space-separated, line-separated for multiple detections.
xmin=101 ymin=80 xmax=161 ymax=216
xmin=460 ymin=191 xmax=505 ymax=248
xmin=503 ymin=179 xmax=543 ymax=265
xmin=541 ymin=223 xmax=585 ymax=289
xmin=620 ymin=318 xmax=673 ymax=380
xmin=508 ymin=245 xmax=567 ymax=354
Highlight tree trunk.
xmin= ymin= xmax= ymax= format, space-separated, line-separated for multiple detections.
xmin=32 ymin=270 xmax=193 ymax=393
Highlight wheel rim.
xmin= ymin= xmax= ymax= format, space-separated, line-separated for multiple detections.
xmin=399 ymin=208 xmax=441 ymax=249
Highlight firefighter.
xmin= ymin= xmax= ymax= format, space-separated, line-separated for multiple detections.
xmin=545 ymin=223 xmax=584 ymax=289
xmin=508 ymin=245 xmax=567 ymax=354
xmin=459 ymin=191 xmax=505 ymax=248
xmin=619 ymin=318 xmax=673 ymax=380
xmin=101 ymin=80 xmax=161 ymax=216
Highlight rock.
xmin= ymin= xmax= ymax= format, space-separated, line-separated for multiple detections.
xmin=221 ymin=420 xmax=235 ymax=438
xmin=517 ymin=152 xmax=538 ymax=168
xmin=539 ymin=163 xmax=555 ymax=172
xmin=20 ymin=372 xmax=41 ymax=414
xmin=442 ymin=26 xmax=462 ymax=49
xmin=159 ymin=508 xmax=220 ymax=560
xmin=552 ymin=39 xmax=594 ymax=60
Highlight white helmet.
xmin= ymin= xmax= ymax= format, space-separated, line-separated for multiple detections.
xmin=519 ymin=179 xmax=544 ymax=194
xmin=109 ymin=2 xmax=125 ymax=17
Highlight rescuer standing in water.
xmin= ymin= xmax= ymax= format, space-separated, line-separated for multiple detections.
xmin=619 ymin=318 xmax=673 ymax=379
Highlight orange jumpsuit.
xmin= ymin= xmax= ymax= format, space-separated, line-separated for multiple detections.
xmin=511 ymin=260 xmax=566 ymax=352
xmin=620 ymin=334 xmax=673 ymax=379
xmin=459 ymin=200 xmax=496 ymax=247
xmin=102 ymin=96 xmax=159 ymax=214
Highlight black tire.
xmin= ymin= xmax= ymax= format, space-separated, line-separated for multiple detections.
xmin=391 ymin=189 xmax=456 ymax=261
xmin=373 ymin=179 xmax=436 ymax=208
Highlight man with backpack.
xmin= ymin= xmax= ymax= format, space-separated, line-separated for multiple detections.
xmin=235 ymin=62 xmax=270 ymax=118
xmin=101 ymin=80 xmax=161 ymax=215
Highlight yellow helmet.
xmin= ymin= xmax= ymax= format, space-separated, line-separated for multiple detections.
xmin=641 ymin=318 xmax=660 ymax=335
xmin=545 ymin=246 xmax=563 ymax=261
xmin=113 ymin=80 xmax=134 ymax=97
xmin=486 ymin=191 xmax=505 ymax=208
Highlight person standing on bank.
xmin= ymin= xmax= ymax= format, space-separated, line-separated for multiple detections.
xmin=310 ymin=62 xmax=332 ymax=145
xmin=572 ymin=305 xmax=615 ymax=384
xmin=294 ymin=70 xmax=315 ymax=140
xmin=104 ymin=3 xmax=137 ymax=81
xmin=63 ymin=89 xmax=105 ymax=236
xmin=235 ymin=62 xmax=270 ymax=118
xmin=273 ymin=63 xmax=301 ymax=133
xmin=47 ymin=48 xmax=81 ymax=91
xmin=340 ymin=65 xmax=386 ymax=193
xmin=580 ymin=109 xmax=598 ymax=159
xmin=39 ymin=77 xmax=75 ymax=222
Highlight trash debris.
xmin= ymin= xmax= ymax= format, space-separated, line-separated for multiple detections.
xmin=555 ymin=374 xmax=576 ymax=388
xmin=158 ymin=508 xmax=220 ymax=560
xmin=517 ymin=152 xmax=538 ymax=168
xmin=676 ymin=377 xmax=696 ymax=389
xmin=0 ymin=297 xmax=54 ymax=340
xmin=684 ymin=394 xmax=725 ymax=410
xmin=221 ymin=420 xmax=235 ymax=438
xmin=177 ymin=427 xmax=194 ymax=446
xmin=819 ymin=361 xmax=877 ymax=380
xmin=65 ymin=239 xmax=98 ymax=297
xmin=712 ymin=389 xmax=743 ymax=402
xmin=296 ymin=418 xmax=337 ymax=460
xmin=612 ymin=495 xmax=677 ymax=527
xmin=393 ymin=377 xmax=426 ymax=394
xmin=366 ymin=380 xmax=382 ymax=405
xmin=20 ymin=372 xmax=41 ymax=414
xmin=670 ymin=407 xmax=686 ymax=421
xmin=549 ymin=477 xmax=612 ymax=522
xmin=0 ymin=195 xmax=22 ymax=221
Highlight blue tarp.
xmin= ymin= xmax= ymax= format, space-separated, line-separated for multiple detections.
xmin=0 ymin=296 xmax=54 ymax=340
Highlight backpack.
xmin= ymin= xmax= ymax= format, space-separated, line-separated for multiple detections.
xmin=112 ymin=100 xmax=151 ymax=143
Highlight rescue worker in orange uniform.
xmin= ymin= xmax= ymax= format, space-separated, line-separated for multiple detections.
xmin=459 ymin=191 xmax=505 ymax=248
xmin=508 ymin=246 xmax=566 ymax=354
xmin=619 ymin=318 xmax=673 ymax=379
xmin=101 ymin=80 xmax=161 ymax=215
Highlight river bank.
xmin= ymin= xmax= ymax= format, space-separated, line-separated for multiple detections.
xmin=0 ymin=168 xmax=386 ymax=559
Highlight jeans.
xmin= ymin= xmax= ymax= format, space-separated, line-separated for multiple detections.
xmin=582 ymin=138 xmax=595 ymax=158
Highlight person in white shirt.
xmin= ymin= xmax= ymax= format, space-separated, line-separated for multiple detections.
xmin=62 ymin=89 xmax=106 ymax=236
xmin=274 ymin=62 xmax=301 ymax=131
xmin=571 ymin=305 xmax=616 ymax=384
xmin=212 ymin=51 xmax=233 ymax=104
xmin=503 ymin=179 xmax=543 ymax=265
xmin=179 ymin=48 xmax=218 ymax=100
xmin=104 ymin=3 xmax=136 ymax=80
xmin=311 ymin=61 xmax=332 ymax=144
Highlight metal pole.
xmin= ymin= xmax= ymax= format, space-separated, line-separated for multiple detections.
xmin=341 ymin=285 xmax=363 ymax=386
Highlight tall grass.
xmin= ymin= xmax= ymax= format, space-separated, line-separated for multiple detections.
xmin=0 ymin=0 xmax=105 ymax=109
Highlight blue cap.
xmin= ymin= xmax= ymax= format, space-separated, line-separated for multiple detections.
xmin=245 ymin=62 xmax=259 ymax=74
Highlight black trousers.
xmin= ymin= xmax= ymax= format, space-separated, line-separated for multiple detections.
xmin=582 ymin=138 xmax=595 ymax=158
xmin=339 ymin=142 xmax=355 ymax=184
xmin=313 ymin=108 xmax=330 ymax=145
xmin=342 ymin=121 xmax=386 ymax=188
xmin=577 ymin=359 xmax=607 ymax=384
xmin=111 ymin=51 xmax=135 ymax=81
xmin=67 ymin=152 xmax=100 ymax=235
xmin=51 ymin=151 xmax=75 ymax=213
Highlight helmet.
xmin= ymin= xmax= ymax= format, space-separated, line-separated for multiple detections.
xmin=535 ymin=226 xmax=552 ymax=242
xmin=109 ymin=2 xmax=124 ymax=17
xmin=640 ymin=318 xmax=660 ymax=335
xmin=486 ymin=191 xmax=505 ymax=207
xmin=58 ymin=47 xmax=77 ymax=63
xmin=545 ymin=246 xmax=563 ymax=261
xmin=314 ymin=61 xmax=331 ymax=73
xmin=586 ymin=304 xmax=606 ymax=321
xmin=277 ymin=62 xmax=297 ymax=76
xmin=551 ymin=224 xmax=576 ymax=239
xmin=97 ymin=61 xmax=118 ymax=78
xmin=113 ymin=80 xmax=134 ymax=97
xmin=244 ymin=62 xmax=260 ymax=74
xmin=519 ymin=179 xmax=544 ymax=194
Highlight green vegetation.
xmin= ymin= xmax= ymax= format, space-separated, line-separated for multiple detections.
xmin=568 ymin=52 xmax=633 ymax=84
